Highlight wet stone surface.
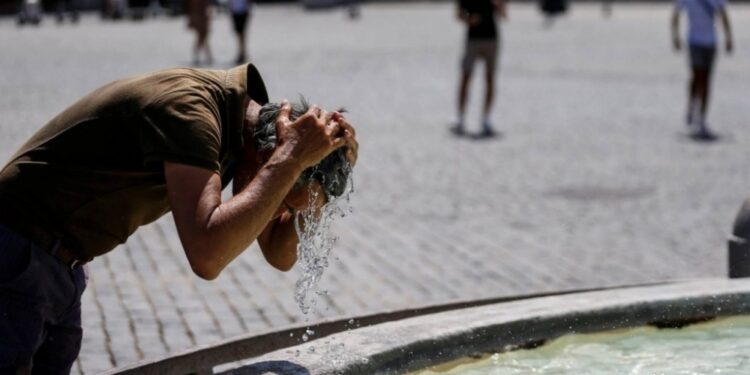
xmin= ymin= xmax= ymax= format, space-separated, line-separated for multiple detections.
xmin=1 ymin=3 xmax=750 ymax=373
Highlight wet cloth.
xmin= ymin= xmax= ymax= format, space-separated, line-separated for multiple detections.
xmin=459 ymin=0 xmax=498 ymax=41
xmin=0 ymin=224 xmax=86 ymax=373
xmin=0 ymin=64 xmax=268 ymax=261
xmin=676 ymin=0 xmax=727 ymax=47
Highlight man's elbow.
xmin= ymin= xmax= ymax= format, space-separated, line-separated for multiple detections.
xmin=269 ymin=256 xmax=296 ymax=272
xmin=184 ymin=244 xmax=226 ymax=280
xmin=190 ymin=259 xmax=223 ymax=280
xmin=265 ymin=251 xmax=297 ymax=272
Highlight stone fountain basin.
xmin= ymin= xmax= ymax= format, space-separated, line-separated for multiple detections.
xmin=217 ymin=279 xmax=750 ymax=375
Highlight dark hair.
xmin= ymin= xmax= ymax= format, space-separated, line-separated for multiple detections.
xmin=253 ymin=98 xmax=351 ymax=199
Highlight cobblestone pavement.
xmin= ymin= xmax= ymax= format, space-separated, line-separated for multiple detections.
xmin=1 ymin=3 xmax=750 ymax=373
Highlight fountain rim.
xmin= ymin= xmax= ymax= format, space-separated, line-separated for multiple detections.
xmin=216 ymin=278 xmax=750 ymax=375
xmin=106 ymin=279 xmax=750 ymax=375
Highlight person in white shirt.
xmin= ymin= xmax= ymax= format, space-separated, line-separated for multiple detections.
xmin=671 ymin=0 xmax=733 ymax=137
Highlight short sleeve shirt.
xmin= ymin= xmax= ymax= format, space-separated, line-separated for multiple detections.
xmin=459 ymin=0 xmax=498 ymax=40
xmin=676 ymin=0 xmax=727 ymax=47
xmin=0 ymin=64 xmax=268 ymax=259
xmin=230 ymin=0 xmax=251 ymax=14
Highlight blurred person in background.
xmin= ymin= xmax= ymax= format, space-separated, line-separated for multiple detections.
xmin=0 ymin=63 xmax=358 ymax=373
xmin=16 ymin=0 xmax=43 ymax=25
xmin=347 ymin=0 xmax=360 ymax=19
xmin=189 ymin=0 xmax=213 ymax=65
xmin=55 ymin=0 xmax=79 ymax=23
xmin=230 ymin=0 xmax=253 ymax=64
xmin=453 ymin=0 xmax=506 ymax=138
xmin=672 ymin=0 xmax=733 ymax=138
xmin=540 ymin=0 xmax=566 ymax=26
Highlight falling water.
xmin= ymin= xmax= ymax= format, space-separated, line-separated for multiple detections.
xmin=293 ymin=165 xmax=354 ymax=317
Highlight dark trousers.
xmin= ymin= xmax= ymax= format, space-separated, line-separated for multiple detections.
xmin=0 ymin=224 xmax=86 ymax=374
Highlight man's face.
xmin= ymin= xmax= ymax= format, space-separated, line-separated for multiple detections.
xmin=244 ymin=99 xmax=262 ymax=132
xmin=272 ymin=182 xmax=320 ymax=219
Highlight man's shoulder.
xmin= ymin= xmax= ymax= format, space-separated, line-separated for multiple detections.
xmin=139 ymin=67 xmax=224 ymax=105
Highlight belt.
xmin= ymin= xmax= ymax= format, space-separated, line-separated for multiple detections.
xmin=18 ymin=224 xmax=88 ymax=270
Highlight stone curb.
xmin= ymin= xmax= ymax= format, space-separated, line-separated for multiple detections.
xmin=219 ymin=278 xmax=750 ymax=374
xmin=107 ymin=284 xmax=654 ymax=374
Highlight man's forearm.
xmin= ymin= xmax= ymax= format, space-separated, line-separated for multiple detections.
xmin=257 ymin=212 xmax=299 ymax=271
xmin=167 ymin=151 xmax=304 ymax=280
xmin=201 ymin=156 xmax=302 ymax=271
xmin=721 ymin=10 xmax=733 ymax=44
xmin=671 ymin=11 xmax=680 ymax=41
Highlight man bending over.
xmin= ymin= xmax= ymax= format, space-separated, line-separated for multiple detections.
xmin=0 ymin=63 xmax=358 ymax=373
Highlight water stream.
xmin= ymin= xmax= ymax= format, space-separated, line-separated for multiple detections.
xmin=293 ymin=166 xmax=354 ymax=319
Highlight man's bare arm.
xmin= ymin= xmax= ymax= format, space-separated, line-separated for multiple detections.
xmin=166 ymin=157 xmax=301 ymax=280
xmin=166 ymin=103 xmax=345 ymax=280
xmin=457 ymin=3 xmax=479 ymax=25
xmin=720 ymin=8 xmax=733 ymax=53
xmin=671 ymin=6 xmax=681 ymax=51
xmin=232 ymin=112 xmax=356 ymax=272
xmin=494 ymin=0 xmax=507 ymax=19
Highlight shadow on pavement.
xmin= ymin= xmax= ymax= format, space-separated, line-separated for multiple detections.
xmin=223 ymin=360 xmax=311 ymax=375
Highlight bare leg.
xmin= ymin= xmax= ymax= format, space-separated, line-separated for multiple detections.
xmin=193 ymin=33 xmax=201 ymax=65
xmin=483 ymin=68 xmax=495 ymax=122
xmin=686 ymin=66 xmax=702 ymax=125
xmin=237 ymin=31 xmax=246 ymax=62
xmin=697 ymin=69 xmax=711 ymax=118
xmin=451 ymin=71 xmax=472 ymax=134
xmin=458 ymin=71 xmax=471 ymax=119
xmin=204 ymin=42 xmax=213 ymax=65
xmin=689 ymin=68 xmax=710 ymax=133
xmin=198 ymin=31 xmax=212 ymax=65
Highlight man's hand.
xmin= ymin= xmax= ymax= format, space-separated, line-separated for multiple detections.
xmin=332 ymin=112 xmax=359 ymax=167
xmin=468 ymin=14 xmax=481 ymax=26
xmin=673 ymin=37 xmax=682 ymax=52
xmin=273 ymin=101 xmax=346 ymax=171
xmin=726 ymin=39 xmax=734 ymax=54
xmin=494 ymin=0 xmax=507 ymax=19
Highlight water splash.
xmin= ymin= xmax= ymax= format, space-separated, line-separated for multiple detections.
xmin=293 ymin=165 xmax=354 ymax=317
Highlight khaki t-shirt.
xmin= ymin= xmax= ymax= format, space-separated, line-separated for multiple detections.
xmin=0 ymin=64 xmax=268 ymax=260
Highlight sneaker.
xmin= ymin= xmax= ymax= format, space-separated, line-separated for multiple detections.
xmin=691 ymin=121 xmax=716 ymax=140
xmin=480 ymin=123 xmax=496 ymax=137
xmin=450 ymin=123 xmax=465 ymax=136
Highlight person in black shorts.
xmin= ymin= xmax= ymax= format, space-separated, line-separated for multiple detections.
xmin=453 ymin=0 xmax=506 ymax=137
xmin=230 ymin=0 xmax=253 ymax=64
